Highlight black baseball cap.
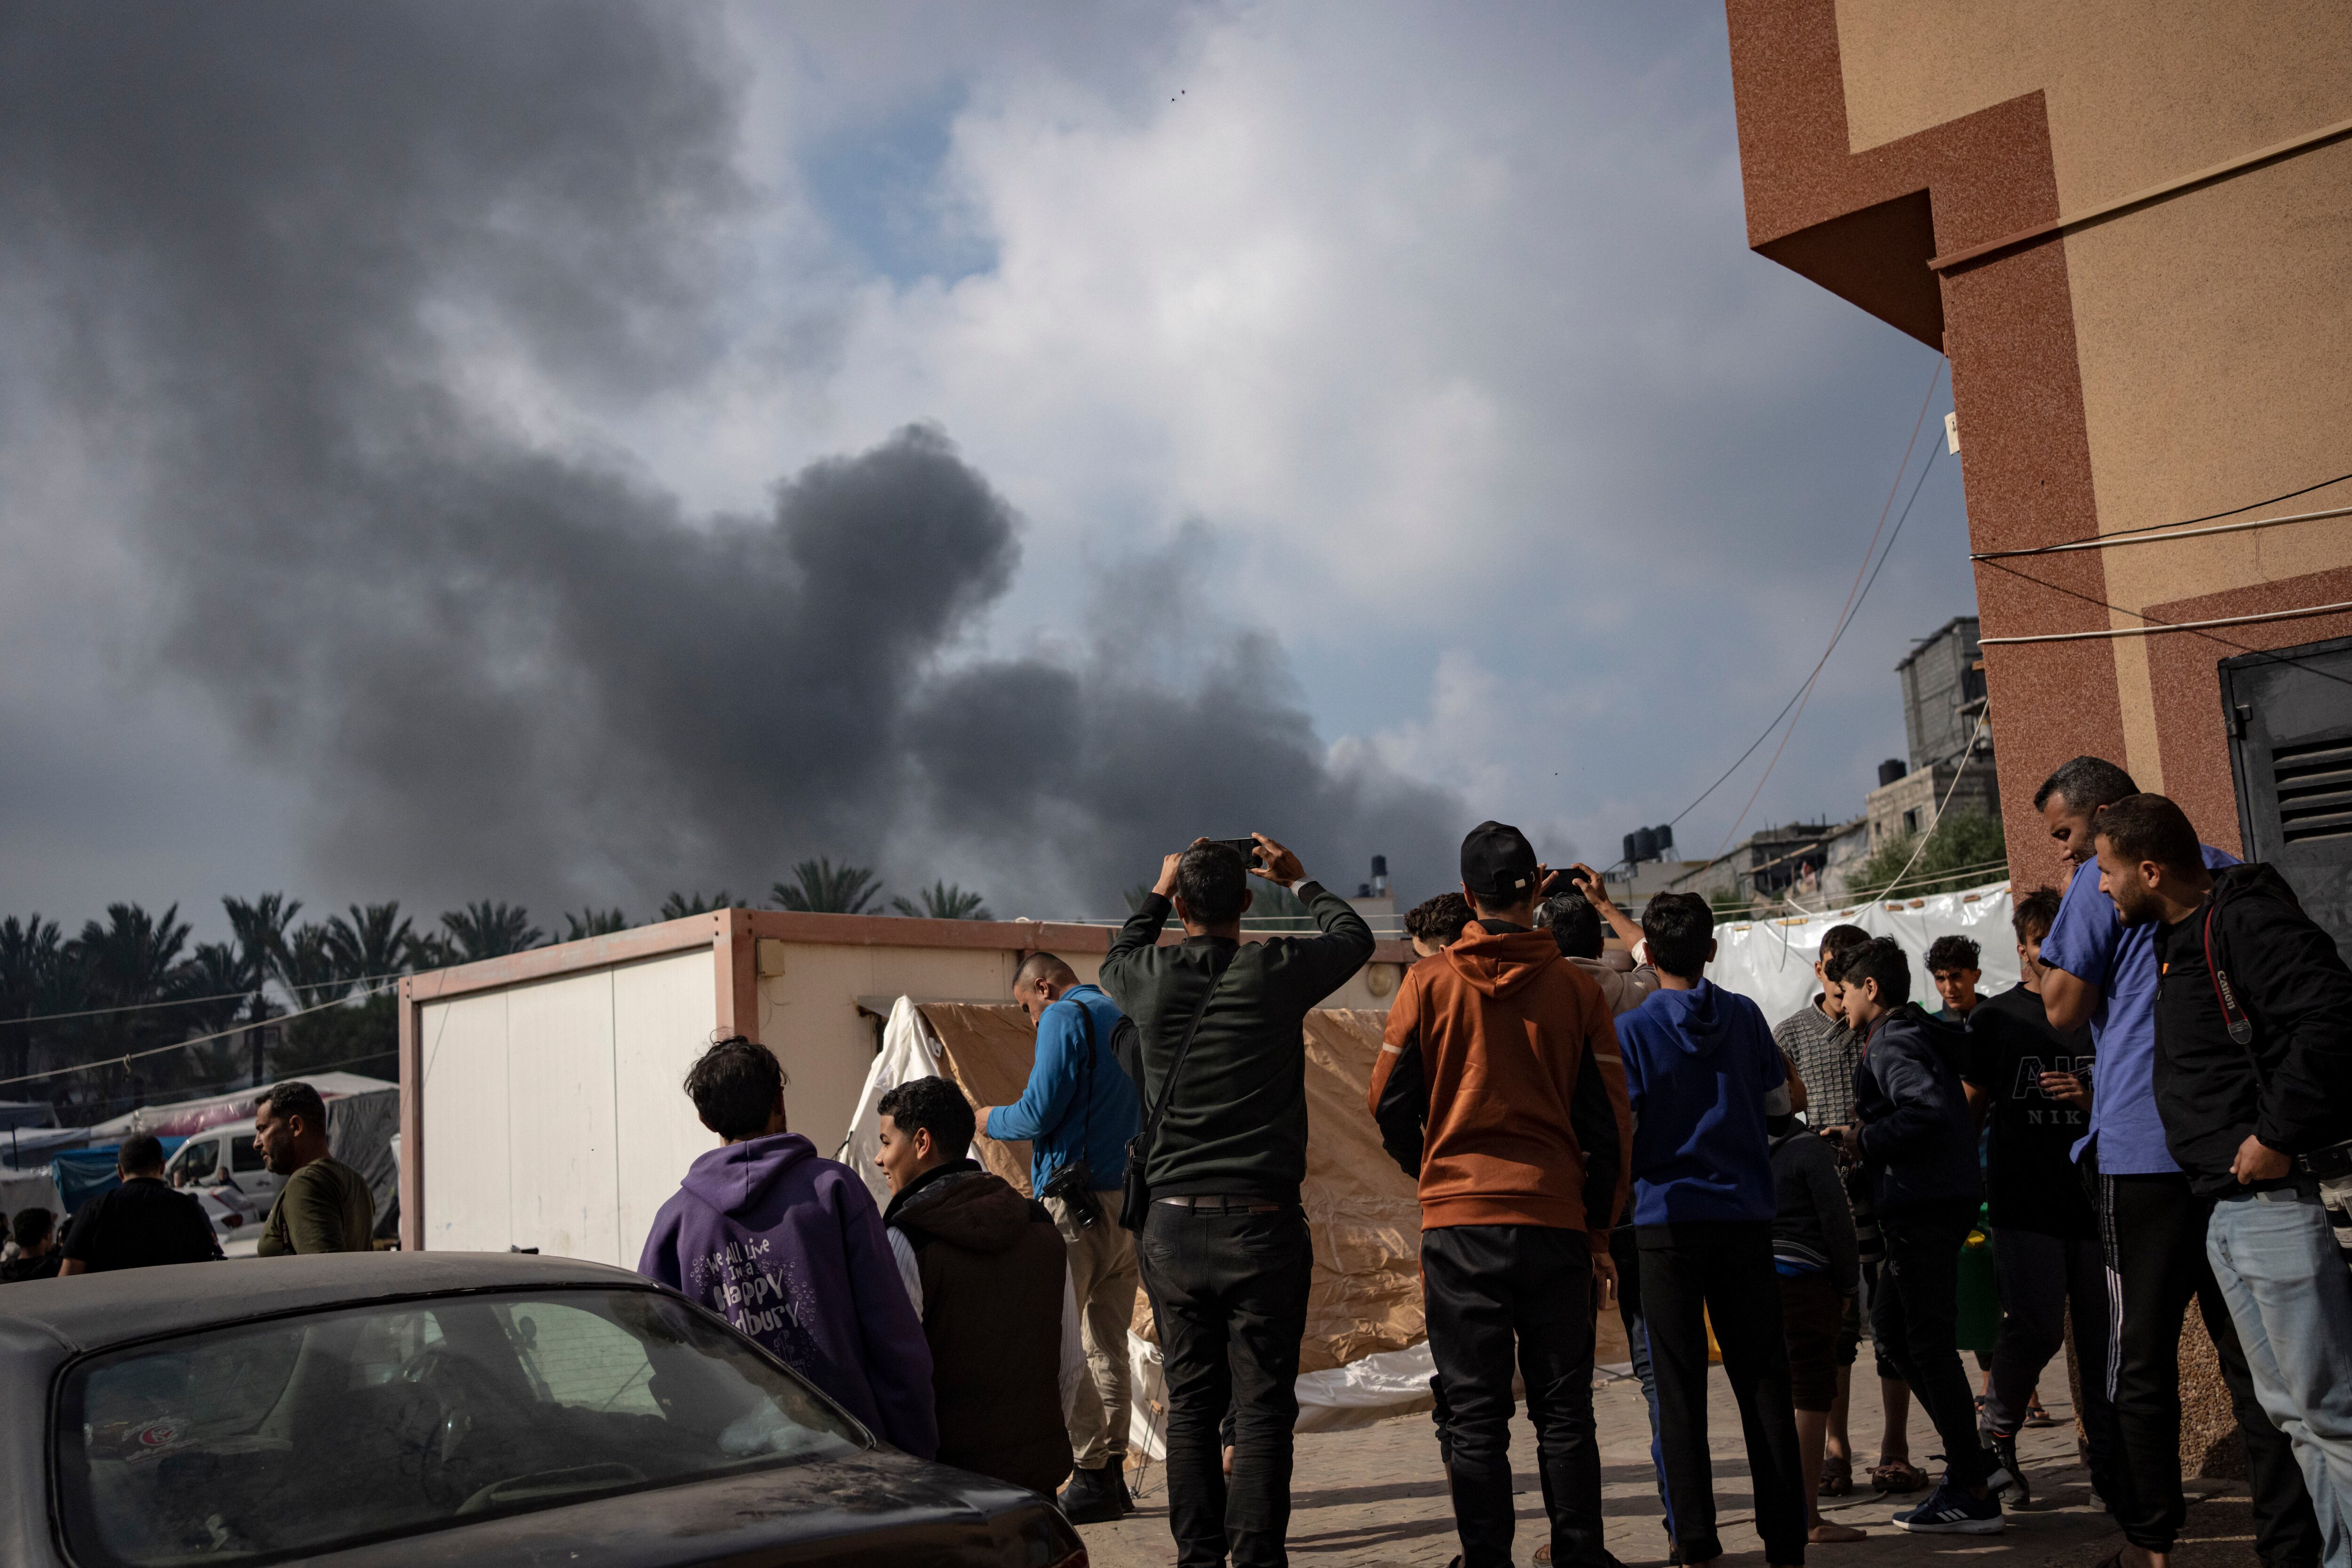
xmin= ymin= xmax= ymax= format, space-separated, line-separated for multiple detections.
xmin=1460 ymin=820 xmax=1540 ymax=902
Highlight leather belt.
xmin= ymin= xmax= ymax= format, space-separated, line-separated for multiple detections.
xmin=1155 ymin=1195 xmax=1286 ymax=1214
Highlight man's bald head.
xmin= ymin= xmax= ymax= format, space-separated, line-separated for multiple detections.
xmin=1012 ymin=952 xmax=1080 ymax=1023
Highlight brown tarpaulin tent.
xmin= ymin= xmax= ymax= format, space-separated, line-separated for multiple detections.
xmin=914 ymin=1003 xmax=1425 ymax=1374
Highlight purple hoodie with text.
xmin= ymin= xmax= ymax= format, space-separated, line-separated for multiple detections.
xmin=637 ymin=1131 xmax=938 ymax=1458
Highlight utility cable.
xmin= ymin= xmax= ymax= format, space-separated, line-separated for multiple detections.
xmin=1668 ymin=358 xmax=1948 ymax=835
xmin=1867 ymin=715 xmax=1990 ymax=903
xmin=1971 ymin=469 xmax=2352 ymax=559
xmin=0 ymin=980 xmax=398 ymax=1090
xmin=0 ymin=970 xmax=412 ymax=1029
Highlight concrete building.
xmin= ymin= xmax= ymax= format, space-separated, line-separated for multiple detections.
xmin=1867 ymin=762 xmax=1997 ymax=853
xmin=1899 ymin=616 xmax=1989 ymax=772
xmin=1725 ymin=1 xmax=2352 ymax=941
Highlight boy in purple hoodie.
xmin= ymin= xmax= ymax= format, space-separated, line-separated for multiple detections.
xmin=638 ymin=1035 xmax=938 ymax=1458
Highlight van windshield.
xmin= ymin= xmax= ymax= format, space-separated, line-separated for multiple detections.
xmin=55 ymin=1288 xmax=866 ymax=1567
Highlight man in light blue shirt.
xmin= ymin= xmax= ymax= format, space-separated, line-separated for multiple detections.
xmin=976 ymin=953 xmax=1141 ymax=1523
xmin=2033 ymin=756 xmax=2315 ymax=1568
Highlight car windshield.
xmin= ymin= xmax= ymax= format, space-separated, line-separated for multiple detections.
xmin=55 ymin=1288 xmax=867 ymax=1567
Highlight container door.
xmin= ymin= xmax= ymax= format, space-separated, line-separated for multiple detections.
xmin=2221 ymin=636 xmax=2352 ymax=962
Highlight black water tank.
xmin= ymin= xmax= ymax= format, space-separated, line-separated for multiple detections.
xmin=1878 ymin=757 xmax=1909 ymax=788
xmin=1655 ymin=823 xmax=1675 ymax=854
xmin=1622 ymin=832 xmax=1639 ymax=866
xmin=1634 ymin=826 xmax=1660 ymax=863
xmin=1370 ymin=854 xmax=1387 ymax=879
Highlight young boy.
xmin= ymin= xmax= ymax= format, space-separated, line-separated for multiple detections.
xmin=1406 ymin=891 xmax=1473 ymax=957
xmin=1825 ymin=939 xmax=2004 ymax=1534
xmin=639 ymin=1035 xmax=938 ymax=1458
xmin=1926 ymin=937 xmax=1985 ymax=1023
xmin=1617 ymin=892 xmax=1807 ymax=1568
xmin=1960 ymin=889 xmax=2116 ymax=1510
xmin=1769 ymin=1112 xmax=1864 ymax=1544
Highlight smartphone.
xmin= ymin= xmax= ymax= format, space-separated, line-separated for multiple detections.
xmin=1212 ymin=837 xmax=1263 ymax=867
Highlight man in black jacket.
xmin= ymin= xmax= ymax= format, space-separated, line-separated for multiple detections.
xmin=1100 ymin=834 xmax=1373 ymax=1568
xmin=2096 ymin=793 xmax=2352 ymax=1552
xmin=1824 ymin=938 xmax=2004 ymax=1535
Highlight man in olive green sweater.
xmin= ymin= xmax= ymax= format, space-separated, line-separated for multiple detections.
xmin=1100 ymin=834 xmax=1373 ymax=1568
xmin=253 ymin=1080 xmax=375 ymax=1255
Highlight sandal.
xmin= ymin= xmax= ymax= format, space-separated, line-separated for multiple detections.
xmin=1820 ymin=1454 xmax=1854 ymax=1496
xmin=1869 ymin=1459 xmax=1928 ymax=1493
xmin=2025 ymin=1397 xmax=2058 ymax=1428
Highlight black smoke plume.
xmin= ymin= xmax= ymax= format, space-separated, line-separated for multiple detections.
xmin=0 ymin=2 xmax=1459 ymax=915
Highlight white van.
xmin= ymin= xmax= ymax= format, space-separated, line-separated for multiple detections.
xmin=165 ymin=1120 xmax=283 ymax=1243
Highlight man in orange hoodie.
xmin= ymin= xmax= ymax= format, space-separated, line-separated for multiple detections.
xmin=1370 ymin=820 xmax=1636 ymax=1568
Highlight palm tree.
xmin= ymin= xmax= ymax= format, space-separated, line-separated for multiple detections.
xmin=69 ymin=902 xmax=195 ymax=1108
xmin=275 ymin=923 xmax=352 ymax=1007
xmin=660 ymin=890 xmax=736 ymax=919
xmin=563 ymin=908 xmax=631 ymax=940
xmin=0 ymin=915 xmax=67 ymax=1082
xmin=324 ymin=902 xmax=418 ymax=983
xmin=222 ymin=893 xmax=302 ymax=1021
xmin=438 ymin=901 xmax=545 ymax=962
xmin=771 ymin=859 xmax=883 ymax=915
xmin=890 ymin=882 xmax=992 ymax=920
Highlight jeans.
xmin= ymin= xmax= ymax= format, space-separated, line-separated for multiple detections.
xmin=1637 ymin=1221 xmax=1809 ymax=1564
xmin=1611 ymin=1224 xmax=1673 ymax=1531
xmin=1049 ymin=1189 xmax=1142 ymax=1470
xmin=2209 ymin=1190 xmax=2352 ymax=1568
xmin=2104 ymin=1170 xmax=2320 ymax=1564
xmin=1870 ymin=1202 xmax=1988 ymax=1488
xmin=1423 ymin=1224 xmax=1605 ymax=1568
xmin=1984 ymin=1226 xmax=2122 ymax=1499
xmin=1138 ymin=1201 xmax=1313 ymax=1568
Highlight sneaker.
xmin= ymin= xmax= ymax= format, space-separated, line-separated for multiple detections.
xmin=1058 ymin=1463 xmax=1124 ymax=1525
xmin=1892 ymin=1480 xmax=2005 ymax=1535
xmin=1987 ymin=1434 xmax=2030 ymax=1507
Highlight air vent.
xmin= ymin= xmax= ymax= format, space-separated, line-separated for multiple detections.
xmin=2274 ymin=736 xmax=2352 ymax=843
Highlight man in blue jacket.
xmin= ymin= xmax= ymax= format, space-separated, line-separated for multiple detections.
xmin=977 ymin=952 xmax=1141 ymax=1523
xmin=1826 ymin=938 xmax=2001 ymax=1535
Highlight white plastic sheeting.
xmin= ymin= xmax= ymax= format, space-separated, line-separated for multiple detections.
xmin=839 ymin=997 xmax=943 ymax=1208
xmin=1707 ymin=878 xmax=2024 ymax=1026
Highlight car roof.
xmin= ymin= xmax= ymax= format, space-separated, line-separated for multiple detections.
xmin=0 ymin=1252 xmax=653 ymax=1353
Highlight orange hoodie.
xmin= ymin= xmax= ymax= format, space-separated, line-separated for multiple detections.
xmin=1367 ymin=922 xmax=1635 ymax=1247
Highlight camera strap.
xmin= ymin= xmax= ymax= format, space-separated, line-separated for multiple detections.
xmin=2201 ymin=881 xmax=2352 ymax=1183
xmin=1120 ymin=950 xmax=1235 ymax=1231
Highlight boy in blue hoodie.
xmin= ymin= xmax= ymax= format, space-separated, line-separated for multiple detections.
xmin=1823 ymin=938 xmax=2002 ymax=1535
xmin=1616 ymin=892 xmax=1807 ymax=1568
xmin=638 ymin=1035 xmax=938 ymax=1458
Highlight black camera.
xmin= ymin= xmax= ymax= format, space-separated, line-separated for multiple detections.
xmin=1041 ymin=1160 xmax=1102 ymax=1229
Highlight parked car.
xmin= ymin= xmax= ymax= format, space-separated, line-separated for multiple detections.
xmin=164 ymin=1119 xmax=283 ymax=1209
xmin=186 ymin=1184 xmax=263 ymax=1258
xmin=0 ymin=1253 xmax=1086 ymax=1568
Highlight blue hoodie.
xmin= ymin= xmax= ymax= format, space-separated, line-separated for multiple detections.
xmin=637 ymin=1132 xmax=938 ymax=1458
xmin=1616 ymin=980 xmax=1785 ymax=1226
xmin=984 ymin=983 xmax=1139 ymax=1193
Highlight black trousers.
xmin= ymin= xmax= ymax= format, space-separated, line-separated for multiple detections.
xmin=1983 ymin=1225 xmax=2122 ymax=1502
xmin=1637 ymin=1221 xmax=1808 ymax=1565
xmin=1870 ymin=1201 xmax=1990 ymax=1488
xmin=1423 ymin=1224 xmax=1605 ymax=1568
xmin=1138 ymin=1202 xmax=1314 ymax=1568
xmin=2103 ymin=1170 xmax=2321 ymax=1564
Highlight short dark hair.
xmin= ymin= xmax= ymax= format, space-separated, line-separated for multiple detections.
xmin=2034 ymin=754 xmax=2138 ymax=813
xmin=2094 ymin=792 xmax=2203 ymax=876
xmin=1641 ymin=893 xmax=1715 ymax=980
xmin=684 ymin=1035 xmax=787 ymax=1140
xmin=1012 ymin=951 xmax=1077 ymax=993
xmin=11 ymin=1206 xmax=52 ymax=1249
xmin=1535 ymin=893 xmax=1604 ymax=960
xmin=1405 ymin=892 xmax=1471 ymax=947
xmin=1176 ymin=842 xmax=1250 ymax=925
xmin=1925 ymin=935 xmax=1981 ymax=974
xmin=2012 ymin=887 xmax=2062 ymax=943
xmin=117 ymin=1133 xmax=166 ymax=1176
xmin=1818 ymin=923 xmax=1871 ymax=978
xmin=876 ymin=1075 xmax=976 ymax=1162
xmin=1841 ymin=937 xmax=1913 ymax=1005
xmin=256 ymin=1080 xmax=327 ymax=1130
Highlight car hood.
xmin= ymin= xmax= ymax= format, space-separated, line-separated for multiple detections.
xmin=317 ymin=1448 xmax=1047 ymax=1568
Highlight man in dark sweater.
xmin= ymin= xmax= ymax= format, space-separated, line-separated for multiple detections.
xmin=1825 ymin=938 xmax=2003 ymax=1535
xmin=1100 ymin=834 xmax=1373 ymax=1568
xmin=58 ymin=1134 xmax=220 ymax=1274
xmin=2096 ymin=793 xmax=2352 ymax=1554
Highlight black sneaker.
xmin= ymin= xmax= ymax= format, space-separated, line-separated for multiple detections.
xmin=1111 ymin=1465 xmax=1136 ymax=1516
xmin=1987 ymin=1434 xmax=2029 ymax=1507
xmin=1058 ymin=1464 xmax=1123 ymax=1525
xmin=1892 ymin=1479 xmax=2004 ymax=1535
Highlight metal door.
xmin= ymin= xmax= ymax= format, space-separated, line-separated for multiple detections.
xmin=2221 ymin=635 xmax=2352 ymax=961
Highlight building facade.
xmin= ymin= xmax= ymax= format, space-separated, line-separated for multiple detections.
xmin=1725 ymin=0 xmax=2352 ymax=908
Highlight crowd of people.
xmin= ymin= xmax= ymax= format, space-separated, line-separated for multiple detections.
xmin=0 ymin=1079 xmax=380 ymax=1280
xmin=631 ymin=756 xmax=2352 ymax=1568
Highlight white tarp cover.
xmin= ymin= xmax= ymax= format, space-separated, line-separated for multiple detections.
xmin=0 ymin=1164 xmax=65 ymax=1225
xmin=1707 ymin=878 xmax=2025 ymax=1029
xmin=93 ymin=1072 xmax=399 ymax=1138
xmin=839 ymin=997 xmax=943 ymax=1208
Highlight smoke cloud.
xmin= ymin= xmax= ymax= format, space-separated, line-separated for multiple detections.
xmin=0 ymin=2 xmax=1458 ymax=915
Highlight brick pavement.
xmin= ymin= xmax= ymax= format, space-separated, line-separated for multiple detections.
xmin=1077 ymin=1366 xmax=2243 ymax=1567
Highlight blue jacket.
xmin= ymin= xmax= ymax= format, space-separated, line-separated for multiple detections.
xmin=1617 ymin=980 xmax=1784 ymax=1226
xmin=1854 ymin=1003 xmax=1982 ymax=1218
xmin=984 ymin=985 xmax=1140 ymax=1194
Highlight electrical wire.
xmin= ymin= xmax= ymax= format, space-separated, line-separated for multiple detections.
xmin=1666 ymin=359 xmax=1949 ymax=835
xmin=0 ymin=970 xmax=413 ymax=1029
xmin=1971 ymin=469 xmax=2352 ymax=559
xmin=1866 ymin=715 xmax=1990 ymax=903
xmin=0 ymin=980 xmax=398 ymax=1090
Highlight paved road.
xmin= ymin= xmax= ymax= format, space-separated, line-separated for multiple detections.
xmin=1077 ymin=1365 xmax=2242 ymax=1567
